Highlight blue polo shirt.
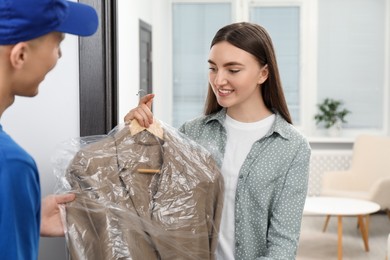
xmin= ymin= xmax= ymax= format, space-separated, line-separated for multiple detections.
xmin=0 ymin=124 xmax=41 ymax=260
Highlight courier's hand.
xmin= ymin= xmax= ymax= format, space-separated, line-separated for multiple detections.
xmin=40 ymin=193 xmax=75 ymax=237
xmin=124 ymin=93 xmax=155 ymax=128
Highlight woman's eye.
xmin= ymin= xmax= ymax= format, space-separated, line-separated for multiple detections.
xmin=209 ymin=67 xmax=216 ymax=72
xmin=229 ymin=69 xmax=240 ymax=73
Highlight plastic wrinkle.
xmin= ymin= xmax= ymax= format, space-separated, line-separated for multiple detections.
xmin=53 ymin=119 xmax=224 ymax=260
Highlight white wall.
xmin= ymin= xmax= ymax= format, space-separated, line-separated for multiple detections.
xmin=116 ymin=1 xmax=145 ymax=120
xmin=117 ymin=0 xmax=152 ymax=119
xmin=151 ymin=0 xmax=172 ymax=123
xmin=116 ymin=0 xmax=172 ymax=123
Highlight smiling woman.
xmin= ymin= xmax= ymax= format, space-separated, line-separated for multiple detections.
xmin=125 ymin=22 xmax=311 ymax=260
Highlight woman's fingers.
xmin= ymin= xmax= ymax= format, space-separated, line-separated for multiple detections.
xmin=124 ymin=109 xmax=135 ymax=122
xmin=139 ymin=93 xmax=155 ymax=108
xmin=133 ymin=107 xmax=151 ymax=127
xmin=124 ymin=93 xmax=155 ymax=127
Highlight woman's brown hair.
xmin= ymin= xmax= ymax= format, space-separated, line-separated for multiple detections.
xmin=203 ymin=22 xmax=292 ymax=124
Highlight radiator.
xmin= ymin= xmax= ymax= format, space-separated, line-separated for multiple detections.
xmin=308 ymin=150 xmax=352 ymax=196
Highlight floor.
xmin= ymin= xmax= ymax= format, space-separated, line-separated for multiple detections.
xmin=297 ymin=212 xmax=390 ymax=260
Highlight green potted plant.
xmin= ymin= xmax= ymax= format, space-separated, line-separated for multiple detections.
xmin=314 ymin=98 xmax=351 ymax=134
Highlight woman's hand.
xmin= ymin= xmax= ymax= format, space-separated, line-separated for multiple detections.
xmin=124 ymin=93 xmax=155 ymax=128
xmin=40 ymin=193 xmax=76 ymax=237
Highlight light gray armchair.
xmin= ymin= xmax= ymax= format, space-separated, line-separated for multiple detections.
xmin=321 ymin=135 xmax=390 ymax=217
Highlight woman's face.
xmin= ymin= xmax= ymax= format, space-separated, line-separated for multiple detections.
xmin=208 ymin=41 xmax=268 ymax=115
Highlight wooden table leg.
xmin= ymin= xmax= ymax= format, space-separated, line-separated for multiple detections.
xmin=357 ymin=215 xmax=370 ymax=251
xmin=323 ymin=215 xmax=331 ymax=232
xmin=365 ymin=215 xmax=370 ymax=235
xmin=338 ymin=215 xmax=343 ymax=260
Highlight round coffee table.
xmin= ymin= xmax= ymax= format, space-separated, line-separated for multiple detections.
xmin=303 ymin=196 xmax=380 ymax=260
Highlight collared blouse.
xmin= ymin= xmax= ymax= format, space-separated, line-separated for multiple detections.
xmin=179 ymin=109 xmax=311 ymax=260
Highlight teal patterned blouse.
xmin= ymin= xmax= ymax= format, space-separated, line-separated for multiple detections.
xmin=179 ymin=109 xmax=311 ymax=260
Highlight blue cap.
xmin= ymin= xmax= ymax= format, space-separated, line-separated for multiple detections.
xmin=0 ymin=0 xmax=98 ymax=45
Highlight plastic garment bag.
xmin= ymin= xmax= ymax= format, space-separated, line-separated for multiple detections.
xmin=53 ymin=119 xmax=224 ymax=260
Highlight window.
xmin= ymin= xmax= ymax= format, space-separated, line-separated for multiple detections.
xmin=172 ymin=3 xmax=231 ymax=127
xmin=317 ymin=0 xmax=386 ymax=130
xmin=250 ymin=5 xmax=301 ymax=124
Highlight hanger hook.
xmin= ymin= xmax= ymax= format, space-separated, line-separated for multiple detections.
xmin=136 ymin=89 xmax=147 ymax=98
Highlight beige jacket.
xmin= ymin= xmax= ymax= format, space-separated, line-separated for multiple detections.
xmin=64 ymin=125 xmax=224 ymax=260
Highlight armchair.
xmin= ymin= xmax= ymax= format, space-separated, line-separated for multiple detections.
xmin=321 ymin=135 xmax=390 ymax=216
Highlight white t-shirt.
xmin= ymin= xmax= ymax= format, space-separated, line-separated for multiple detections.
xmin=216 ymin=113 xmax=275 ymax=260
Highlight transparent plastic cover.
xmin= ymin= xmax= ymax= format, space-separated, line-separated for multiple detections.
xmin=53 ymin=119 xmax=224 ymax=260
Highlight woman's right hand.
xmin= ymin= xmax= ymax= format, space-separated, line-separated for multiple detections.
xmin=124 ymin=93 xmax=155 ymax=128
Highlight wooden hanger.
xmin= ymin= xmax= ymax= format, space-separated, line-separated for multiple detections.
xmin=137 ymin=168 xmax=160 ymax=174
xmin=128 ymin=118 xmax=163 ymax=174
xmin=128 ymin=118 xmax=164 ymax=140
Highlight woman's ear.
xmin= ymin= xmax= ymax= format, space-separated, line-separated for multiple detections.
xmin=258 ymin=65 xmax=269 ymax=85
xmin=9 ymin=42 xmax=28 ymax=69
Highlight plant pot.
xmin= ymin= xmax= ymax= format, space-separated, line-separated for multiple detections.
xmin=327 ymin=121 xmax=342 ymax=137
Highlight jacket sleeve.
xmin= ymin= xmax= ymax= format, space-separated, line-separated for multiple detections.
xmin=207 ymin=155 xmax=224 ymax=260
